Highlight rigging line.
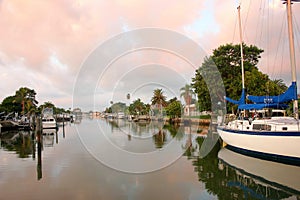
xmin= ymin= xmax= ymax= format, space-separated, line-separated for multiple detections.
xmin=258 ymin=0 xmax=266 ymax=48
xmin=275 ymin=15 xmax=287 ymax=81
xmin=293 ymin=14 xmax=300 ymax=60
xmin=279 ymin=32 xmax=285 ymax=84
xmin=232 ymin=12 xmax=238 ymax=43
xmin=266 ymin=0 xmax=270 ymax=94
xmin=255 ymin=0 xmax=263 ymax=44
xmin=278 ymin=24 xmax=286 ymax=90
xmin=271 ymin=1 xmax=285 ymax=78
xmin=242 ymin=0 xmax=251 ymax=42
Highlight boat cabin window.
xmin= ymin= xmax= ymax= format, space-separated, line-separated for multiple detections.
xmin=253 ymin=124 xmax=271 ymax=131
xmin=282 ymin=127 xmax=288 ymax=131
xmin=272 ymin=111 xmax=285 ymax=117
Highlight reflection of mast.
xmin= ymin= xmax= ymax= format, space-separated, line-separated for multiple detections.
xmin=37 ymin=128 xmax=42 ymax=180
xmin=56 ymin=131 xmax=58 ymax=144
xmin=63 ymin=121 xmax=65 ymax=138
xmin=32 ymin=132 xmax=36 ymax=160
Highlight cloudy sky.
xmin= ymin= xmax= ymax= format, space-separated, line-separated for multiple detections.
xmin=0 ymin=0 xmax=299 ymax=111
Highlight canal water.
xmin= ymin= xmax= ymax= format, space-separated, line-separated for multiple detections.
xmin=0 ymin=117 xmax=300 ymax=200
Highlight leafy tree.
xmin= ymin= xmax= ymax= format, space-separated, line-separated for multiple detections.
xmin=128 ymin=98 xmax=149 ymax=115
xmin=165 ymin=100 xmax=182 ymax=118
xmin=192 ymin=43 xmax=287 ymax=112
xmin=180 ymin=84 xmax=195 ymax=115
xmin=110 ymin=102 xmax=127 ymax=113
xmin=105 ymin=107 xmax=112 ymax=113
xmin=14 ymin=87 xmax=38 ymax=115
xmin=151 ymin=89 xmax=167 ymax=107
xmin=180 ymin=84 xmax=194 ymax=106
xmin=192 ymin=57 xmax=222 ymax=112
xmin=151 ymin=89 xmax=167 ymax=117
xmin=0 ymin=96 xmax=21 ymax=113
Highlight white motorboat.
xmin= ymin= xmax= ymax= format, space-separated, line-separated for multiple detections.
xmin=42 ymin=107 xmax=57 ymax=129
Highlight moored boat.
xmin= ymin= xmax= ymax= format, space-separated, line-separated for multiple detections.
xmin=217 ymin=0 xmax=300 ymax=165
xmin=42 ymin=107 xmax=57 ymax=129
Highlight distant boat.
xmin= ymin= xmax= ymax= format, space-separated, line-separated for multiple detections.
xmin=117 ymin=112 xmax=125 ymax=119
xmin=217 ymin=0 xmax=300 ymax=166
xmin=42 ymin=107 xmax=57 ymax=129
xmin=133 ymin=115 xmax=151 ymax=123
xmin=55 ymin=113 xmax=72 ymax=122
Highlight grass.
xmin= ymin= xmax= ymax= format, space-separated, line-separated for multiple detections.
xmin=183 ymin=115 xmax=211 ymax=119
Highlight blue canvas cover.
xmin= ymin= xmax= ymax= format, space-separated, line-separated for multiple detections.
xmin=247 ymin=82 xmax=297 ymax=104
xmin=224 ymin=82 xmax=296 ymax=110
xmin=238 ymin=103 xmax=288 ymax=110
xmin=225 ymin=88 xmax=246 ymax=105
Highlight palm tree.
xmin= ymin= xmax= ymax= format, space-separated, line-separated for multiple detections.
xmin=14 ymin=87 xmax=38 ymax=115
xmin=151 ymin=89 xmax=167 ymax=117
xmin=151 ymin=89 xmax=167 ymax=106
xmin=180 ymin=84 xmax=194 ymax=116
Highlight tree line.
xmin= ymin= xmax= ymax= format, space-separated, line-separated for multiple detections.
xmin=107 ymin=43 xmax=290 ymax=116
xmin=0 ymin=87 xmax=70 ymax=116
xmin=1 ymin=43 xmax=292 ymax=117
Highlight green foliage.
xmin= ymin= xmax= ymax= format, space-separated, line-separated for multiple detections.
xmin=151 ymin=88 xmax=167 ymax=107
xmin=188 ymin=115 xmax=211 ymax=119
xmin=180 ymin=84 xmax=194 ymax=105
xmin=0 ymin=87 xmax=38 ymax=115
xmin=110 ymin=102 xmax=127 ymax=113
xmin=128 ymin=98 xmax=150 ymax=115
xmin=0 ymin=88 xmax=69 ymax=115
xmin=14 ymin=87 xmax=38 ymax=115
xmin=105 ymin=107 xmax=112 ymax=113
xmin=192 ymin=43 xmax=287 ymax=112
xmin=0 ymin=96 xmax=21 ymax=113
xmin=165 ymin=100 xmax=182 ymax=118
xmin=37 ymin=101 xmax=68 ymax=114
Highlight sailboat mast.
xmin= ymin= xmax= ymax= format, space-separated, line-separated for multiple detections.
xmin=238 ymin=5 xmax=245 ymax=90
xmin=237 ymin=5 xmax=246 ymax=117
xmin=286 ymin=0 xmax=298 ymax=119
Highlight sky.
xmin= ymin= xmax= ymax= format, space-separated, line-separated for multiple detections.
xmin=0 ymin=0 xmax=299 ymax=111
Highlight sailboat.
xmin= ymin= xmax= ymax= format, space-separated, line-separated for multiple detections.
xmin=217 ymin=0 xmax=300 ymax=166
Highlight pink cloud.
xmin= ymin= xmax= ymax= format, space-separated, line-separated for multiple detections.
xmin=0 ymin=0 xmax=299 ymax=109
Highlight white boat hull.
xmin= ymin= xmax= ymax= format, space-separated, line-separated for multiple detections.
xmin=217 ymin=127 xmax=300 ymax=164
xmin=42 ymin=118 xmax=57 ymax=129
xmin=42 ymin=122 xmax=57 ymax=129
xmin=218 ymin=148 xmax=300 ymax=193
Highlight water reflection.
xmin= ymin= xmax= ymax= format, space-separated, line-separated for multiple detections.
xmin=104 ymin=118 xmax=190 ymax=153
xmin=218 ymin=148 xmax=300 ymax=198
xmin=0 ymin=118 xmax=299 ymax=199
xmin=0 ymin=130 xmax=33 ymax=158
xmin=0 ymin=122 xmax=69 ymax=181
xmin=187 ymin=136 xmax=300 ymax=199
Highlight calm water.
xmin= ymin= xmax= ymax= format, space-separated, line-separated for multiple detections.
xmin=0 ymin=117 xmax=300 ymax=200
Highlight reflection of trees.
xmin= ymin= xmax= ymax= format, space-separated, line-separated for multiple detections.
xmin=163 ymin=124 xmax=184 ymax=141
xmin=107 ymin=119 xmax=119 ymax=131
xmin=152 ymin=130 xmax=166 ymax=149
xmin=0 ymin=131 xmax=34 ymax=158
xmin=187 ymin=139 xmax=294 ymax=200
xmin=130 ymin=122 xmax=150 ymax=136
